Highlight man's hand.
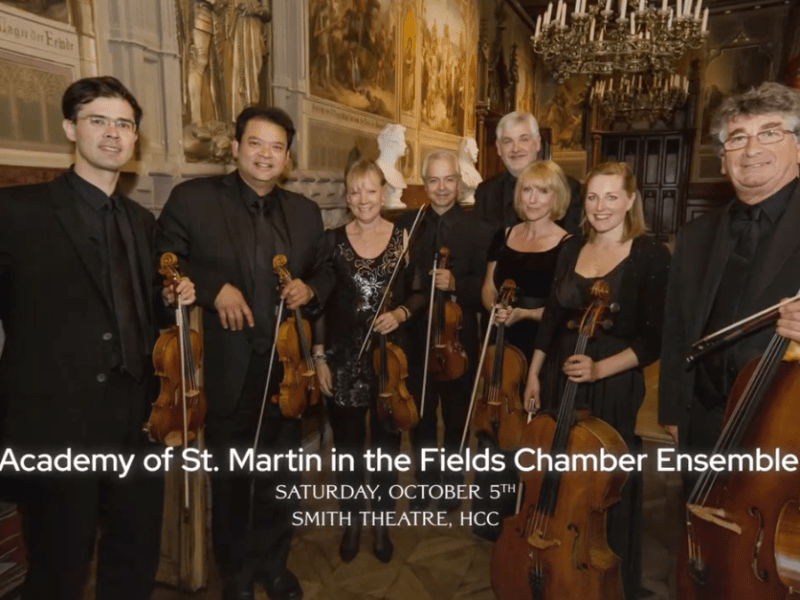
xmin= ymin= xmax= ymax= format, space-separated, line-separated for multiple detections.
xmin=281 ymin=279 xmax=314 ymax=311
xmin=433 ymin=268 xmax=455 ymax=292
xmin=663 ymin=425 xmax=679 ymax=444
xmin=162 ymin=277 xmax=196 ymax=306
xmin=214 ymin=283 xmax=254 ymax=330
xmin=777 ymin=298 xmax=800 ymax=342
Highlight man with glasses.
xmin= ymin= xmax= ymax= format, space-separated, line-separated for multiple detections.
xmin=660 ymin=81 xmax=800 ymax=461
xmin=0 ymin=76 xmax=195 ymax=600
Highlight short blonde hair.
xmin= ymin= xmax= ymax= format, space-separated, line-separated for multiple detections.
xmin=582 ymin=162 xmax=646 ymax=242
xmin=513 ymin=161 xmax=570 ymax=222
xmin=345 ymin=157 xmax=386 ymax=190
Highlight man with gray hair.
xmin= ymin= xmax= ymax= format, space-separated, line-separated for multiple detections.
xmin=660 ymin=81 xmax=800 ymax=457
xmin=473 ymin=111 xmax=582 ymax=233
xmin=398 ymin=149 xmax=494 ymax=512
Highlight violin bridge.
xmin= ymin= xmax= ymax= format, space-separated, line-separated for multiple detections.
xmin=526 ymin=531 xmax=562 ymax=550
xmin=687 ymin=504 xmax=743 ymax=534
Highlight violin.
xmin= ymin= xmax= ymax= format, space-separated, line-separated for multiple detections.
xmin=372 ymin=294 xmax=419 ymax=434
xmin=427 ymin=247 xmax=468 ymax=381
xmin=492 ymin=280 xmax=627 ymax=600
xmin=470 ymin=280 xmax=527 ymax=451
xmin=271 ymin=255 xmax=321 ymax=419
xmin=677 ymin=289 xmax=800 ymax=599
xmin=146 ymin=253 xmax=207 ymax=448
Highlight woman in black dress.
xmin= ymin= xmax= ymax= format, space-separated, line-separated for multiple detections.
xmin=524 ymin=161 xmax=671 ymax=600
xmin=472 ymin=160 xmax=572 ymax=539
xmin=313 ymin=158 xmax=420 ymax=564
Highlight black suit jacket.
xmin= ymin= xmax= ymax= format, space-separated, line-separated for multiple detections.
xmin=157 ymin=172 xmax=335 ymax=417
xmin=473 ymin=169 xmax=583 ymax=235
xmin=398 ymin=205 xmax=494 ymax=363
xmin=659 ymin=182 xmax=800 ymax=431
xmin=0 ymin=174 xmax=159 ymax=450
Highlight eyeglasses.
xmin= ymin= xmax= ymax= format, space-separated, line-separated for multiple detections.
xmin=722 ymin=128 xmax=797 ymax=151
xmin=75 ymin=115 xmax=137 ymax=133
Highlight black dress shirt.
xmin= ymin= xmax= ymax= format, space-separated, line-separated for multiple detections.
xmin=65 ymin=167 xmax=149 ymax=367
xmin=695 ymin=177 xmax=798 ymax=407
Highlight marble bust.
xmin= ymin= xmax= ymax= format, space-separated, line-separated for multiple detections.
xmin=376 ymin=123 xmax=408 ymax=209
xmin=458 ymin=137 xmax=482 ymax=206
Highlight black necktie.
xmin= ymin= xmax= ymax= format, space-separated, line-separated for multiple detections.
xmin=730 ymin=203 xmax=762 ymax=260
xmin=252 ymin=198 xmax=274 ymax=354
xmin=104 ymin=198 xmax=145 ymax=379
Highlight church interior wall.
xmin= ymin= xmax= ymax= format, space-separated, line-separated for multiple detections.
xmin=0 ymin=0 xmax=797 ymax=221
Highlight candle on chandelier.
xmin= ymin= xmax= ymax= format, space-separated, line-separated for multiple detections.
xmin=535 ymin=14 xmax=542 ymax=37
xmin=561 ymin=3 xmax=568 ymax=26
xmin=545 ymin=2 xmax=552 ymax=25
xmin=683 ymin=0 xmax=691 ymax=17
xmin=589 ymin=17 xmax=596 ymax=40
xmin=620 ymin=0 xmax=628 ymax=18
xmin=638 ymin=0 xmax=645 ymax=12
xmin=606 ymin=0 xmax=613 ymax=12
xmin=667 ymin=7 xmax=673 ymax=27
xmin=676 ymin=0 xmax=682 ymax=18
xmin=701 ymin=7 xmax=708 ymax=31
xmin=661 ymin=0 xmax=667 ymax=10
xmin=694 ymin=0 xmax=702 ymax=19
xmin=630 ymin=11 xmax=636 ymax=33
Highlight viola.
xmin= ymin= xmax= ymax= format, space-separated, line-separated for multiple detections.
xmin=271 ymin=255 xmax=321 ymax=419
xmin=372 ymin=294 xmax=419 ymax=434
xmin=471 ymin=280 xmax=527 ymax=451
xmin=677 ymin=291 xmax=800 ymax=599
xmin=492 ymin=280 xmax=627 ymax=600
xmin=428 ymin=247 xmax=468 ymax=381
xmin=146 ymin=253 xmax=207 ymax=448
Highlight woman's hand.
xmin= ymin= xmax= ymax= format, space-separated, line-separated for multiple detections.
xmin=495 ymin=306 xmax=522 ymax=326
xmin=563 ymin=354 xmax=599 ymax=383
xmin=316 ymin=360 xmax=333 ymax=397
xmin=523 ymin=371 xmax=541 ymax=413
xmin=374 ymin=309 xmax=403 ymax=334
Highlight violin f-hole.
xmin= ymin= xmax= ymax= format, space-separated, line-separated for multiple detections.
xmin=748 ymin=507 xmax=768 ymax=583
xmin=568 ymin=524 xmax=588 ymax=571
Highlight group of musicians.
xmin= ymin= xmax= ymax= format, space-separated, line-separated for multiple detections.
xmin=1 ymin=75 xmax=800 ymax=600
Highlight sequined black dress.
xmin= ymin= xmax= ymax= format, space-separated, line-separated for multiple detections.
xmin=325 ymin=224 xmax=406 ymax=408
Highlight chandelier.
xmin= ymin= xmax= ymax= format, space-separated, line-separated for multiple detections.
xmin=531 ymin=0 xmax=708 ymax=83
xmin=590 ymin=72 xmax=689 ymax=123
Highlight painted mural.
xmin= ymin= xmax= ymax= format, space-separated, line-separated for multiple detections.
xmin=420 ymin=0 xmax=467 ymax=135
xmin=309 ymin=0 xmax=397 ymax=119
xmin=401 ymin=9 xmax=415 ymax=114
xmin=0 ymin=0 xmax=68 ymax=23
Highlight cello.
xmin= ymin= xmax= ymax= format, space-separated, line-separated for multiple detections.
xmin=677 ymin=292 xmax=800 ymax=599
xmin=468 ymin=280 xmax=528 ymax=451
xmin=491 ymin=280 xmax=627 ymax=600
xmin=271 ymin=255 xmax=321 ymax=419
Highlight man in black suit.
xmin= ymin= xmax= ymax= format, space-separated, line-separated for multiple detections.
xmin=0 ymin=77 xmax=195 ymax=600
xmin=400 ymin=150 xmax=493 ymax=513
xmin=473 ymin=111 xmax=583 ymax=235
xmin=158 ymin=107 xmax=334 ymax=600
xmin=659 ymin=82 xmax=800 ymax=457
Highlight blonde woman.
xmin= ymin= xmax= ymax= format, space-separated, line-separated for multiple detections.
xmin=524 ymin=161 xmax=671 ymax=600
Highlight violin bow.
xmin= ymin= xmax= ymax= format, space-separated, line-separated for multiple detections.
xmin=460 ymin=303 xmax=497 ymax=453
xmin=248 ymin=298 xmax=285 ymax=528
xmin=354 ymin=203 xmax=428 ymax=364
xmin=420 ymin=252 xmax=439 ymax=419
xmin=687 ymin=292 xmax=800 ymax=364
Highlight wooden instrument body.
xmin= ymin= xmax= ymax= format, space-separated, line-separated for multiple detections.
xmin=492 ymin=411 xmax=628 ymax=600
xmin=273 ymin=316 xmax=321 ymax=419
xmin=373 ymin=336 xmax=419 ymax=433
xmin=149 ymin=324 xmax=207 ymax=447
xmin=429 ymin=299 xmax=469 ymax=381
xmin=678 ymin=359 xmax=800 ymax=600
xmin=472 ymin=343 xmax=527 ymax=450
